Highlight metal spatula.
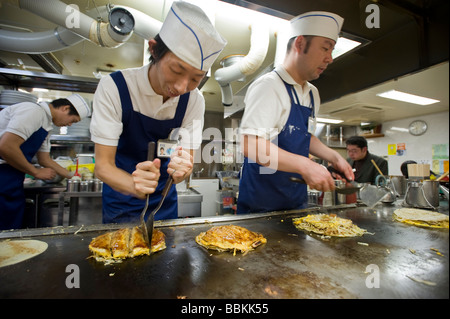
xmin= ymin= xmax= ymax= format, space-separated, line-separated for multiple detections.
xmin=145 ymin=175 xmax=173 ymax=250
xmin=289 ymin=176 xmax=360 ymax=194
xmin=139 ymin=141 xmax=156 ymax=244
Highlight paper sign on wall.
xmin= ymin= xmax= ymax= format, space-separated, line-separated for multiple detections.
xmin=432 ymin=144 xmax=449 ymax=174
xmin=397 ymin=143 xmax=406 ymax=156
xmin=388 ymin=144 xmax=396 ymax=156
xmin=432 ymin=144 xmax=449 ymax=159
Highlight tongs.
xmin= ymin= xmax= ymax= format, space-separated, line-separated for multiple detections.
xmin=289 ymin=166 xmax=360 ymax=194
xmin=145 ymin=174 xmax=173 ymax=248
xmin=139 ymin=141 xmax=156 ymax=244
xmin=139 ymin=141 xmax=174 ymax=249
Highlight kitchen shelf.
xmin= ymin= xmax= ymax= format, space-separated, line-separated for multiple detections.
xmin=0 ymin=67 xmax=98 ymax=92
xmin=359 ymin=133 xmax=385 ymax=138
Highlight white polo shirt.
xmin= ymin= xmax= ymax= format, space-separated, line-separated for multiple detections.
xmin=239 ymin=65 xmax=320 ymax=141
xmin=0 ymin=101 xmax=53 ymax=163
xmin=90 ymin=64 xmax=205 ymax=149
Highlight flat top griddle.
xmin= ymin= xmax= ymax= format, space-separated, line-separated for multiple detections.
xmin=0 ymin=203 xmax=448 ymax=299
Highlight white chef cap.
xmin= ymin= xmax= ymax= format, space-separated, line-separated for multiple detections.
xmin=290 ymin=11 xmax=344 ymax=42
xmin=66 ymin=94 xmax=91 ymax=119
xmin=159 ymin=1 xmax=227 ymax=71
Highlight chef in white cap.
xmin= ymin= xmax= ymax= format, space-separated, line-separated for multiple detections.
xmin=91 ymin=1 xmax=226 ymax=223
xmin=0 ymin=93 xmax=91 ymax=229
xmin=237 ymin=11 xmax=354 ymax=214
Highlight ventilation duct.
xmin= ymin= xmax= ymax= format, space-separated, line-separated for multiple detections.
xmin=0 ymin=27 xmax=84 ymax=54
xmin=214 ymin=23 xmax=269 ymax=106
xmin=0 ymin=0 xmax=137 ymax=54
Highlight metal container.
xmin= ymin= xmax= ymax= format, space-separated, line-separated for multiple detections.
xmin=92 ymin=179 xmax=103 ymax=192
xmin=322 ymin=190 xmax=334 ymax=206
xmin=390 ymin=175 xmax=407 ymax=195
xmin=80 ymin=181 xmax=90 ymax=192
xmin=403 ymin=180 xmax=439 ymax=208
xmin=334 ymin=180 xmax=346 ymax=205
xmin=308 ymin=190 xmax=320 ymax=205
xmin=66 ymin=179 xmax=80 ymax=192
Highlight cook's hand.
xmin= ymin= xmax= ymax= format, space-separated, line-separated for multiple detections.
xmin=167 ymin=146 xmax=193 ymax=184
xmin=332 ymin=157 xmax=355 ymax=182
xmin=301 ymin=162 xmax=335 ymax=192
xmin=132 ymin=158 xmax=161 ymax=199
xmin=34 ymin=167 xmax=56 ymax=180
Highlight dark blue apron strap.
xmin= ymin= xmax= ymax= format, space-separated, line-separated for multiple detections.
xmin=309 ymin=90 xmax=315 ymax=118
xmin=275 ymin=71 xmax=315 ymax=117
xmin=110 ymin=71 xmax=133 ymax=117
xmin=275 ymin=71 xmax=300 ymax=107
xmin=172 ymin=92 xmax=190 ymax=126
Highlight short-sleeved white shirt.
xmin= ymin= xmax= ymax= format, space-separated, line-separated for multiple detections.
xmin=0 ymin=101 xmax=53 ymax=162
xmin=90 ymin=64 xmax=205 ymax=149
xmin=239 ymin=65 xmax=320 ymax=141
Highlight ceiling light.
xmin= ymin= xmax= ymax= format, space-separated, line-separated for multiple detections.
xmin=389 ymin=126 xmax=409 ymax=133
xmin=32 ymin=88 xmax=49 ymax=93
xmin=333 ymin=37 xmax=361 ymax=59
xmin=376 ymin=90 xmax=439 ymax=105
xmin=317 ymin=117 xmax=344 ymax=124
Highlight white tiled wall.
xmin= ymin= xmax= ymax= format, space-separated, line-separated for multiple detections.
xmin=366 ymin=111 xmax=449 ymax=175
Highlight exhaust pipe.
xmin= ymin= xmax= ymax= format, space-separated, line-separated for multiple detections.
xmin=3 ymin=0 xmax=134 ymax=48
xmin=214 ymin=23 xmax=269 ymax=106
xmin=0 ymin=26 xmax=84 ymax=54
xmin=0 ymin=2 xmax=166 ymax=55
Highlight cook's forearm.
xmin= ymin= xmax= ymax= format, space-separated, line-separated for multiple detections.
xmin=36 ymin=152 xmax=72 ymax=179
xmin=241 ymin=134 xmax=311 ymax=175
xmin=309 ymin=135 xmax=340 ymax=165
xmin=95 ymin=162 xmax=137 ymax=196
xmin=94 ymin=143 xmax=138 ymax=197
xmin=0 ymin=135 xmax=39 ymax=176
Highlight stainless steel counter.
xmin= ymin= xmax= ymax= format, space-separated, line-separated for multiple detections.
xmin=0 ymin=200 xmax=448 ymax=299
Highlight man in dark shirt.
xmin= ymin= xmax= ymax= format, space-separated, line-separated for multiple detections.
xmin=346 ymin=136 xmax=388 ymax=184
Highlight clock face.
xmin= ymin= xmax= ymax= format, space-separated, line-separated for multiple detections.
xmin=409 ymin=120 xmax=428 ymax=136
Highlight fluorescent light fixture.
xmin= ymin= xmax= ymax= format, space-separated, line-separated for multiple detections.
xmin=32 ymin=88 xmax=49 ymax=93
xmin=317 ymin=117 xmax=344 ymax=124
xmin=333 ymin=37 xmax=361 ymax=59
xmin=377 ymin=90 xmax=439 ymax=105
xmin=389 ymin=126 xmax=409 ymax=133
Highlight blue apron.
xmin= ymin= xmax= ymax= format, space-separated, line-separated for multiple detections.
xmin=0 ymin=127 xmax=48 ymax=230
xmin=237 ymin=73 xmax=314 ymax=214
xmin=102 ymin=71 xmax=189 ymax=224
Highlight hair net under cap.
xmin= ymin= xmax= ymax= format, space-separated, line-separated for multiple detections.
xmin=66 ymin=94 xmax=91 ymax=119
xmin=159 ymin=1 xmax=227 ymax=71
xmin=289 ymin=11 xmax=344 ymax=42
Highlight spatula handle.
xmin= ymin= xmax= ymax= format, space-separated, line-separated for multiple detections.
xmin=147 ymin=141 xmax=156 ymax=161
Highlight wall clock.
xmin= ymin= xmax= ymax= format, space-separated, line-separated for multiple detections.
xmin=408 ymin=120 xmax=428 ymax=136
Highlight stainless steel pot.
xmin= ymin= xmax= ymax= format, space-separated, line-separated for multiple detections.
xmin=390 ymin=175 xmax=407 ymax=195
xmin=403 ymin=180 xmax=439 ymax=208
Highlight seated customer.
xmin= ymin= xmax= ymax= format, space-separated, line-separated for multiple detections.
xmin=346 ymin=136 xmax=388 ymax=184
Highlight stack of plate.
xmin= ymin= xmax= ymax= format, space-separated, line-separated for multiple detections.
xmin=0 ymin=90 xmax=38 ymax=108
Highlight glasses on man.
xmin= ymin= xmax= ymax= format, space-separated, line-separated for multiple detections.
xmin=346 ymin=147 xmax=361 ymax=154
